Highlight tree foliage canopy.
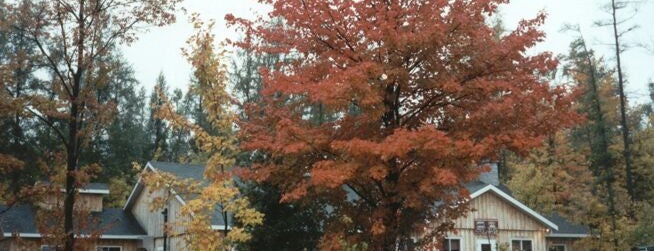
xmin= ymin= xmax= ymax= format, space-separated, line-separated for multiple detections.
xmin=230 ymin=0 xmax=579 ymax=249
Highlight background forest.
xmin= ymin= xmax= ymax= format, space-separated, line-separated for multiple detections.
xmin=0 ymin=0 xmax=653 ymax=250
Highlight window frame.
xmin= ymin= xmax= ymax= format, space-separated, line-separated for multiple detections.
xmin=96 ymin=246 xmax=123 ymax=251
xmin=549 ymin=244 xmax=566 ymax=251
xmin=511 ymin=239 xmax=533 ymax=251
xmin=442 ymin=237 xmax=463 ymax=251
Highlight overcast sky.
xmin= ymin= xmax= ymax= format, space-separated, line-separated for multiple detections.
xmin=121 ymin=0 xmax=654 ymax=104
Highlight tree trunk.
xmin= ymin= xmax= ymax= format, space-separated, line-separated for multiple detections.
xmin=64 ymin=69 xmax=82 ymax=250
xmin=64 ymin=121 xmax=77 ymax=251
xmin=611 ymin=0 xmax=635 ymax=204
xmin=64 ymin=82 xmax=79 ymax=251
xmin=64 ymin=1 xmax=85 ymax=250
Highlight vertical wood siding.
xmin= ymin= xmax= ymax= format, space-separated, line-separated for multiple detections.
xmin=447 ymin=192 xmax=549 ymax=250
xmin=130 ymin=185 xmax=191 ymax=251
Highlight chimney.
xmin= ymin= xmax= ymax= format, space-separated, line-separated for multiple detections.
xmin=479 ymin=162 xmax=500 ymax=186
xmin=77 ymin=183 xmax=109 ymax=212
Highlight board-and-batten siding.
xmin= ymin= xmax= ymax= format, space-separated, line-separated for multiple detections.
xmin=41 ymin=193 xmax=104 ymax=212
xmin=448 ymin=192 xmax=549 ymax=250
xmin=78 ymin=194 xmax=104 ymax=212
xmin=130 ymin=184 xmax=191 ymax=251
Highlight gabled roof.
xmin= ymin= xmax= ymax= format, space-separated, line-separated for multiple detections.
xmin=123 ymin=161 xmax=230 ymax=229
xmin=0 ymin=204 xmax=146 ymax=239
xmin=149 ymin=161 xmax=206 ymax=182
xmin=466 ymin=181 xmax=590 ymax=236
xmin=467 ymin=183 xmax=559 ymax=230
xmin=465 ymin=180 xmax=513 ymax=196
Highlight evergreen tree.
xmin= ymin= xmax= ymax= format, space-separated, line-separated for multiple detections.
xmin=0 ymin=0 xmax=44 ymax=200
xmin=229 ymin=21 xmax=324 ymax=250
xmin=565 ymin=37 xmax=630 ymax=250
xmin=146 ymin=73 xmax=172 ymax=161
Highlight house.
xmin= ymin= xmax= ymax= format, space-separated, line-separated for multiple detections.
xmin=122 ymin=161 xmax=230 ymax=251
xmin=0 ymin=183 xmax=147 ymax=251
xmin=1 ymin=161 xmax=588 ymax=251
xmin=0 ymin=161 xmax=228 ymax=251
xmin=441 ymin=163 xmax=590 ymax=251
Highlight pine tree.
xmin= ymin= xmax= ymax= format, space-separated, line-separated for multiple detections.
xmin=565 ymin=36 xmax=633 ymax=250
xmin=0 ymin=0 xmax=43 ymax=202
xmin=146 ymin=73 xmax=172 ymax=161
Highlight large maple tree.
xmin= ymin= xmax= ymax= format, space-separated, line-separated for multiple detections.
xmin=230 ymin=0 xmax=578 ymax=249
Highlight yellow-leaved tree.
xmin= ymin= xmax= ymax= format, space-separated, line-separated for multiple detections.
xmin=142 ymin=14 xmax=263 ymax=250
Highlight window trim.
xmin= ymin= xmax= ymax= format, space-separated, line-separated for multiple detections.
xmin=96 ymin=246 xmax=123 ymax=251
xmin=476 ymin=239 xmax=497 ymax=251
xmin=511 ymin=238 xmax=534 ymax=251
xmin=549 ymin=244 xmax=567 ymax=251
xmin=443 ymin=236 xmax=463 ymax=251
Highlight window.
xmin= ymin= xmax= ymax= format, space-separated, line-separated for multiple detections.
xmin=512 ymin=240 xmax=533 ymax=251
xmin=474 ymin=219 xmax=499 ymax=235
xmin=549 ymin=244 xmax=566 ymax=251
xmin=443 ymin=238 xmax=461 ymax=251
xmin=41 ymin=246 xmax=56 ymax=251
xmin=97 ymin=246 xmax=122 ymax=251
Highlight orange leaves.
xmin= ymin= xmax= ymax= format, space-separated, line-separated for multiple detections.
xmin=433 ymin=168 xmax=458 ymax=186
xmin=281 ymin=182 xmax=309 ymax=202
xmin=331 ymin=127 xmax=478 ymax=162
xmin=371 ymin=220 xmax=386 ymax=236
xmin=368 ymin=165 xmax=388 ymax=181
xmin=311 ymin=161 xmax=358 ymax=188
xmin=233 ymin=0 xmax=579 ymax=248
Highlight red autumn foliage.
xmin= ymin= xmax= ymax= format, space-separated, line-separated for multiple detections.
xmin=230 ymin=0 xmax=579 ymax=249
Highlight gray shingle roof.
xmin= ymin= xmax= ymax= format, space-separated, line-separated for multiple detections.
xmin=96 ymin=208 xmax=148 ymax=236
xmin=146 ymin=161 xmax=231 ymax=227
xmin=0 ymin=204 xmax=36 ymax=234
xmin=546 ymin=213 xmax=590 ymax=236
xmin=149 ymin=161 xmax=206 ymax=182
xmin=0 ymin=204 xmax=146 ymax=236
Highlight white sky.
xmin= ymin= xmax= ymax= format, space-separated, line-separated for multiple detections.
xmin=121 ymin=0 xmax=654 ymax=104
